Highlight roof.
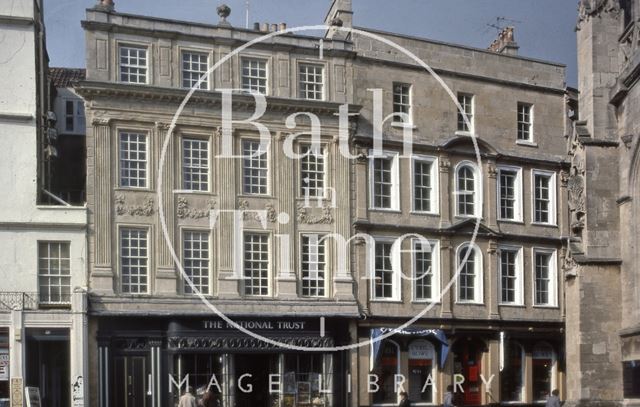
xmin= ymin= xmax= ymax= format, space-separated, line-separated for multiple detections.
xmin=49 ymin=67 xmax=86 ymax=88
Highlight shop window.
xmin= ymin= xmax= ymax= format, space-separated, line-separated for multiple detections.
xmin=171 ymin=354 xmax=227 ymax=406
xmin=373 ymin=340 xmax=400 ymax=405
xmin=0 ymin=329 xmax=8 ymax=405
xmin=501 ymin=341 xmax=525 ymax=402
xmin=623 ymin=360 xmax=640 ymax=398
xmin=532 ymin=342 xmax=556 ymax=401
xmin=408 ymin=340 xmax=436 ymax=404
xmin=282 ymin=353 xmax=333 ymax=406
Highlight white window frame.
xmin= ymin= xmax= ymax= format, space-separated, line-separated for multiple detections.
xmin=454 ymin=161 xmax=482 ymax=218
xmin=118 ymin=44 xmax=149 ymax=84
xmin=241 ymin=138 xmax=270 ymax=195
xmin=181 ymin=136 xmax=210 ymax=192
xmin=181 ymin=49 xmax=210 ymax=90
xmin=455 ymin=242 xmax=483 ymax=304
xmin=498 ymin=245 xmax=524 ymax=306
xmin=299 ymin=144 xmax=327 ymax=199
xmin=181 ymin=229 xmax=211 ymax=296
xmin=497 ymin=165 xmax=523 ymax=222
xmin=369 ymin=150 xmax=400 ymax=211
xmin=517 ymin=102 xmax=534 ymax=143
xmin=298 ymin=62 xmax=325 ymax=101
xmin=532 ymin=248 xmax=558 ymax=307
xmin=456 ymin=93 xmax=474 ymax=134
xmin=119 ymin=226 xmax=150 ymax=295
xmin=38 ymin=241 xmax=72 ymax=305
xmin=392 ymin=82 xmax=412 ymax=125
xmin=531 ymin=170 xmax=557 ymax=226
xmin=369 ymin=237 xmax=401 ymax=302
xmin=241 ymin=56 xmax=269 ymax=95
xmin=411 ymin=239 xmax=440 ymax=303
xmin=119 ymin=130 xmax=149 ymax=189
xmin=243 ymin=232 xmax=271 ymax=297
xmin=300 ymin=233 xmax=328 ymax=298
xmin=411 ymin=155 xmax=439 ymax=215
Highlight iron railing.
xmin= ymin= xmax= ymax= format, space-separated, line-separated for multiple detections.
xmin=0 ymin=292 xmax=39 ymax=311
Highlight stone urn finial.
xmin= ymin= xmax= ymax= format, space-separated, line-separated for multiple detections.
xmin=217 ymin=4 xmax=231 ymax=26
xmin=94 ymin=0 xmax=115 ymax=12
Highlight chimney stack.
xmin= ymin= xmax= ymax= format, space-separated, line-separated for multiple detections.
xmin=488 ymin=26 xmax=519 ymax=55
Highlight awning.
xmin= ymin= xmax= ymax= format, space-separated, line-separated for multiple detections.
xmin=370 ymin=327 xmax=449 ymax=368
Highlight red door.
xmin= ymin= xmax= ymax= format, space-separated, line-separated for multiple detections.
xmin=452 ymin=338 xmax=483 ymax=406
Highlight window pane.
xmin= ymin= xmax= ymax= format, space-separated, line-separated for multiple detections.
xmin=517 ymin=103 xmax=532 ymax=141
xmin=242 ymin=140 xmax=268 ymax=194
xmin=535 ymin=174 xmax=551 ymax=223
xmin=241 ymin=58 xmax=267 ymax=94
xmin=414 ymin=241 xmax=433 ymax=301
xmin=374 ymin=242 xmax=394 ymax=299
xmin=372 ymin=157 xmax=393 ymax=209
xmin=299 ymin=64 xmax=324 ymax=100
xmin=182 ymin=138 xmax=209 ymax=191
xmin=38 ymin=242 xmax=72 ymax=304
xmin=183 ymin=231 xmax=210 ymax=294
xmin=535 ymin=252 xmax=552 ymax=305
xmin=499 ymin=170 xmax=517 ymax=220
xmin=244 ymin=233 xmax=269 ymax=296
xmin=457 ymin=94 xmax=473 ymax=132
xmin=120 ymin=229 xmax=148 ymax=294
xmin=457 ymin=166 xmax=475 ymax=216
xmin=413 ymin=160 xmax=432 ymax=212
xmin=458 ymin=246 xmax=476 ymax=301
xmin=393 ymin=83 xmax=411 ymax=120
xmin=120 ymin=46 xmax=148 ymax=84
xmin=500 ymin=249 xmax=518 ymax=303
xmin=182 ymin=51 xmax=209 ymax=89
xmin=119 ymin=132 xmax=148 ymax=188
xmin=300 ymin=145 xmax=325 ymax=198
xmin=301 ymin=234 xmax=326 ymax=297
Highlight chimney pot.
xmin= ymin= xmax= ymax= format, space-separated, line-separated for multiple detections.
xmin=260 ymin=22 xmax=269 ymax=32
xmin=253 ymin=22 xmax=260 ymax=31
xmin=270 ymin=23 xmax=278 ymax=32
xmin=279 ymin=22 xmax=287 ymax=31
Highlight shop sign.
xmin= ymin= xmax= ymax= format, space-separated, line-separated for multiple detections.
xmin=408 ymin=340 xmax=435 ymax=360
xmin=0 ymin=350 xmax=8 ymax=381
xmin=202 ymin=320 xmax=308 ymax=331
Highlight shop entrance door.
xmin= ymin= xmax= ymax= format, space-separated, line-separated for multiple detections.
xmin=234 ymin=354 xmax=271 ymax=407
xmin=113 ymin=356 xmax=147 ymax=407
xmin=452 ymin=338 xmax=484 ymax=406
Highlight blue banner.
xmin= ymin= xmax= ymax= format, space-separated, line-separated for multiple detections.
xmin=370 ymin=327 xmax=449 ymax=368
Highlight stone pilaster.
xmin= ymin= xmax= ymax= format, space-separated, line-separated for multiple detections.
xmin=217 ymin=129 xmax=241 ymax=298
xmin=91 ymin=118 xmax=114 ymax=294
xmin=333 ymin=137 xmax=355 ymax=300
xmin=439 ymin=237 xmax=453 ymax=318
xmin=439 ymin=154 xmax=451 ymax=228
xmin=487 ymin=240 xmax=500 ymax=319
xmin=155 ymin=122 xmax=177 ymax=295
xmin=486 ymin=160 xmax=498 ymax=228
xmin=275 ymin=132 xmax=298 ymax=299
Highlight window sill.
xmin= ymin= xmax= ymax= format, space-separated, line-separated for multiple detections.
xmin=455 ymin=130 xmax=474 ymax=137
xmin=531 ymin=222 xmax=558 ymax=228
xmin=369 ymin=207 xmax=402 ymax=213
xmin=497 ymin=218 xmax=524 ymax=225
xmin=455 ymin=301 xmax=484 ymax=306
xmin=410 ymin=210 xmax=440 ymax=217
xmin=516 ymin=140 xmax=538 ymax=147
xmin=391 ymin=122 xmax=417 ymax=130
xmin=454 ymin=215 xmax=483 ymax=221
xmin=238 ymin=194 xmax=274 ymax=199
xmin=499 ymin=303 xmax=525 ymax=308
xmin=370 ymin=299 xmax=403 ymax=303
xmin=532 ymin=304 xmax=559 ymax=309
xmin=412 ymin=300 xmax=441 ymax=305
xmin=175 ymin=190 xmax=214 ymax=195
xmin=115 ymin=187 xmax=152 ymax=192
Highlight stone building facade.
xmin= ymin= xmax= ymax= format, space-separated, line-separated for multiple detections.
xmin=565 ymin=0 xmax=640 ymax=405
xmin=77 ymin=0 xmax=569 ymax=406
xmin=0 ymin=1 xmax=89 ymax=406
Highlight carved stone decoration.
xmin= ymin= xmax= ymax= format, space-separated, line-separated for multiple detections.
xmin=91 ymin=117 xmax=111 ymax=126
xmin=562 ymin=244 xmax=582 ymax=279
xmin=167 ymin=335 xmax=334 ymax=351
xmin=238 ymin=199 xmax=278 ymax=223
xmin=560 ymin=170 xmax=569 ymax=187
xmin=439 ymin=157 xmax=451 ymax=173
xmin=487 ymin=162 xmax=498 ymax=179
xmin=567 ymin=126 xmax=587 ymax=237
xmin=176 ymin=197 xmax=216 ymax=219
xmin=577 ymin=0 xmax=620 ymax=27
xmin=297 ymin=202 xmax=334 ymax=224
xmin=115 ymin=194 xmax=154 ymax=217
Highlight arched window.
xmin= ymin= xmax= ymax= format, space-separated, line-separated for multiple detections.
xmin=373 ymin=340 xmax=400 ymax=404
xmin=408 ymin=340 xmax=436 ymax=404
xmin=501 ymin=341 xmax=525 ymax=402
xmin=457 ymin=243 xmax=483 ymax=303
xmin=455 ymin=163 xmax=480 ymax=217
xmin=533 ymin=342 xmax=556 ymax=401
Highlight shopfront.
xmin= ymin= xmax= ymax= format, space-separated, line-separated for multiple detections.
xmin=96 ymin=317 xmax=351 ymax=407
xmin=0 ymin=328 xmax=8 ymax=407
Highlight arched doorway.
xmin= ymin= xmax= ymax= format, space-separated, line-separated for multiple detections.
xmin=452 ymin=338 xmax=485 ymax=405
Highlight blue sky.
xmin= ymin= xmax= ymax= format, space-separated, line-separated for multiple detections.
xmin=45 ymin=0 xmax=578 ymax=86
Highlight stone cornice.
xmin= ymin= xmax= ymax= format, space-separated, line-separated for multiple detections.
xmin=75 ymin=80 xmax=362 ymax=116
